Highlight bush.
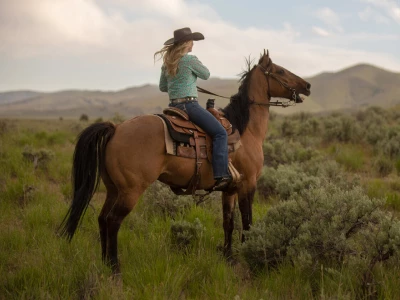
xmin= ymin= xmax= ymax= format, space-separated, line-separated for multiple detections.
xmin=356 ymin=106 xmax=389 ymax=126
xmin=257 ymin=164 xmax=320 ymax=200
xmin=379 ymin=131 xmax=400 ymax=159
xmin=395 ymin=159 xmax=400 ymax=175
xmin=141 ymin=181 xmax=194 ymax=219
xmin=374 ymin=156 xmax=393 ymax=177
xmin=280 ymin=119 xmax=297 ymax=138
xmin=22 ymin=146 xmax=54 ymax=170
xmin=79 ymin=114 xmax=89 ymax=121
xmin=0 ymin=120 xmax=8 ymax=136
xmin=112 ymin=113 xmax=125 ymax=123
xmin=263 ymin=139 xmax=317 ymax=168
xmin=297 ymin=118 xmax=321 ymax=137
xmin=170 ymin=218 xmax=205 ymax=249
xmin=241 ymin=184 xmax=400 ymax=291
xmin=323 ymin=116 xmax=362 ymax=143
xmin=365 ymin=124 xmax=386 ymax=146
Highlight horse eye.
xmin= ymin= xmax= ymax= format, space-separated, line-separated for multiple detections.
xmin=278 ymin=69 xmax=284 ymax=75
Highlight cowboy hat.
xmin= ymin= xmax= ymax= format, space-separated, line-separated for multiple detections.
xmin=164 ymin=27 xmax=204 ymax=46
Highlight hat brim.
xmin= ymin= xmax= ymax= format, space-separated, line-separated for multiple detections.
xmin=164 ymin=32 xmax=204 ymax=46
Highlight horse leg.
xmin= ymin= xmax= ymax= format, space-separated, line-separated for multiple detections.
xmin=100 ymin=188 xmax=143 ymax=274
xmin=98 ymin=189 xmax=117 ymax=263
xmin=238 ymin=188 xmax=255 ymax=242
xmin=222 ymin=192 xmax=236 ymax=258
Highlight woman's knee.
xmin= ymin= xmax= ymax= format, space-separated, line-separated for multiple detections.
xmin=214 ymin=128 xmax=227 ymax=139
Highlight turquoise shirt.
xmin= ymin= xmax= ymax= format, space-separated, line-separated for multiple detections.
xmin=159 ymin=54 xmax=210 ymax=99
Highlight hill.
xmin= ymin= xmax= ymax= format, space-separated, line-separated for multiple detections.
xmin=0 ymin=64 xmax=399 ymax=118
xmin=0 ymin=91 xmax=43 ymax=105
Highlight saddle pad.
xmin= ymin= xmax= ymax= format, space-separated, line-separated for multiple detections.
xmin=155 ymin=115 xmax=175 ymax=155
xmin=156 ymin=114 xmax=192 ymax=144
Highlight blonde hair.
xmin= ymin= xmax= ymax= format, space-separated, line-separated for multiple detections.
xmin=154 ymin=41 xmax=191 ymax=77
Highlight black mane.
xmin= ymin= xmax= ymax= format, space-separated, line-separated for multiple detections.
xmin=222 ymin=59 xmax=255 ymax=135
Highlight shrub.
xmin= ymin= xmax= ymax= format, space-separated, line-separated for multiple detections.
xmin=0 ymin=120 xmax=8 ymax=135
xmin=263 ymin=139 xmax=317 ymax=168
xmin=395 ymin=159 xmax=400 ymax=175
xmin=112 ymin=113 xmax=125 ymax=123
xmin=79 ymin=114 xmax=89 ymax=121
xmin=257 ymin=167 xmax=278 ymax=198
xmin=323 ymin=116 xmax=362 ymax=143
xmin=241 ymin=184 xmax=400 ymax=293
xmin=380 ymin=132 xmax=400 ymax=159
xmin=170 ymin=218 xmax=205 ymax=249
xmin=280 ymin=119 xmax=297 ymax=138
xmin=356 ymin=106 xmax=388 ymax=126
xmin=373 ymin=156 xmax=393 ymax=177
xmin=297 ymin=118 xmax=321 ymax=137
xmin=257 ymin=164 xmax=320 ymax=200
xmin=141 ymin=181 xmax=194 ymax=219
xmin=22 ymin=146 xmax=54 ymax=170
xmin=365 ymin=124 xmax=386 ymax=146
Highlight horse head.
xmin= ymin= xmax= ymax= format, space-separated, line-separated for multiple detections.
xmin=257 ymin=49 xmax=311 ymax=104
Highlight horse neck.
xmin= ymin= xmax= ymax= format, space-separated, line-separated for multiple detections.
xmin=242 ymin=75 xmax=270 ymax=143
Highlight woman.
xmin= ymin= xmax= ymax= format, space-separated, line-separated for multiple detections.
xmin=154 ymin=27 xmax=232 ymax=191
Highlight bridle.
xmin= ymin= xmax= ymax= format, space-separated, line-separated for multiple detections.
xmin=197 ymin=64 xmax=301 ymax=108
xmin=254 ymin=64 xmax=298 ymax=107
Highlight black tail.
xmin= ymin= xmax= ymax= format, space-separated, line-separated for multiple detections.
xmin=59 ymin=122 xmax=116 ymax=241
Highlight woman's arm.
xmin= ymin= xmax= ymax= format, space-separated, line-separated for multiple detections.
xmin=190 ymin=56 xmax=210 ymax=80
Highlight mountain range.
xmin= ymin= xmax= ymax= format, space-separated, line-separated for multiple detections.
xmin=0 ymin=64 xmax=399 ymax=118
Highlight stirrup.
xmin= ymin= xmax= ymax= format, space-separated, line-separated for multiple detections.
xmin=213 ymin=176 xmax=233 ymax=191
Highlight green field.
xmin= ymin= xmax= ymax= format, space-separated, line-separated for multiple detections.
xmin=1 ymin=107 xmax=400 ymax=299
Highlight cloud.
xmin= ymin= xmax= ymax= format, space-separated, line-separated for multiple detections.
xmin=361 ymin=0 xmax=400 ymax=24
xmin=312 ymin=27 xmax=331 ymax=37
xmin=0 ymin=0 xmax=125 ymax=57
xmin=0 ymin=0 xmax=400 ymax=91
xmin=359 ymin=6 xmax=391 ymax=24
xmin=314 ymin=7 xmax=343 ymax=32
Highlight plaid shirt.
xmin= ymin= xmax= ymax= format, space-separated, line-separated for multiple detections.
xmin=159 ymin=54 xmax=210 ymax=99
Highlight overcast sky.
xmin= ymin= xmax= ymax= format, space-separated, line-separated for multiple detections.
xmin=0 ymin=0 xmax=399 ymax=92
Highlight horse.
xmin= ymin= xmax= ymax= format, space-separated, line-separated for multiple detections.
xmin=59 ymin=50 xmax=311 ymax=274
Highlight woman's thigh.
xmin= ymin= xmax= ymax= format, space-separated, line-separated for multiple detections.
xmin=184 ymin=102 xmax=225 ymax=136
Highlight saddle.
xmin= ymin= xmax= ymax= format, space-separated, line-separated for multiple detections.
xmin=156 ymin=100 xmax=241 ymax=195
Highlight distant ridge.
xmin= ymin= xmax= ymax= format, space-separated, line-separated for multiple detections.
xmin=0 ymin=64 xmax=399 ymax=118
xmin=0 ymin=91 xmax=44 ymax=105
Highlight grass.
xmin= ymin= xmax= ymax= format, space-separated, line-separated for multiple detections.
xmin=328 ymin=143 xmax=368 ymax=172
xmin=1 ymin=117 xmax=400 ymax=299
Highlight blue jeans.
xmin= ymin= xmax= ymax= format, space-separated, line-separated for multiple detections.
xmin=169 ymin=101 xmax=229 ymax=178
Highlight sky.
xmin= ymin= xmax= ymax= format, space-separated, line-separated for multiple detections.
xmin=0 ymin=0 xmax=399 ymax=92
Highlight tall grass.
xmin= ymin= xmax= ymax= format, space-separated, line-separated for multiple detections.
xmin=1 ymin=116 xmax=400 ymax=299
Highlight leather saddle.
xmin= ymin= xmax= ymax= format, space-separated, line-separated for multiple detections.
xmin=157 ymin=106 xmax=241 ymax=161
xmin=156 ymin=101 xmax=242 ymax=195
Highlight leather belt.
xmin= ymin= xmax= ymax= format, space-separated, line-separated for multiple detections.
xmin=170 ymin=97 xmax=198 ymax=104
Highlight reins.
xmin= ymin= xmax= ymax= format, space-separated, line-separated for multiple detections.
xmin=197 ymin=64 xmax=298 ymax=108
xmin=196 ymin=86 xmax=231 ymax=99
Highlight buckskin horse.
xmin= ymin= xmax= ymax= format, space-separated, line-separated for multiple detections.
xmin=59 ymin=50 xmax=311 ymax=273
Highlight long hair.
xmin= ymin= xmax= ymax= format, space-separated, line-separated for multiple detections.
xmin=154 ymin=41 xmax=191 ymax=77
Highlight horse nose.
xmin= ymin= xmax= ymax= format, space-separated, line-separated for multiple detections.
xmin=306 ymin=82 xmax=311 ymax=91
